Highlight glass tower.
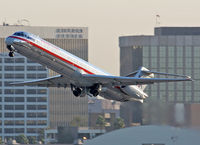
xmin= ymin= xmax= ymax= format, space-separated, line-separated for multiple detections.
xmin=120 ymin=27 xmax=200 ymax=103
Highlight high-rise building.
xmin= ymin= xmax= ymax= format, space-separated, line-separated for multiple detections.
xmin=0 ymin=25 xmax=88 ymax=140
xmin=119 ymin=27 xmax=199 ymax=103
xmin=119 ymin=27 xmax=200 ymax=127
xmin=0 ymin=52 xmax=48 ymax=140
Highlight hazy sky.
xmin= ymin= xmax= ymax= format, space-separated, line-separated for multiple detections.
xmin=1 ymin=0 xmax=200 ymax=75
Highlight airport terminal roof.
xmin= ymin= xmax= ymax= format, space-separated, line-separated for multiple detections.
xmin=84 ymin=125 xmax=200 ymax=145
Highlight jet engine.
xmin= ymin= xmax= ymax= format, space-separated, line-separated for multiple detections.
xmin=71 ymin=84 xmax=102 ymax=97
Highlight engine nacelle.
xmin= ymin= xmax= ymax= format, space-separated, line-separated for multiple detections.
xmin=121 ymin=85 xmax=148 ymax=99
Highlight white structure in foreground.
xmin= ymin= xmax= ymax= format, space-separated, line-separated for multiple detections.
xmin=84 ymin=125 xmax=200 ymax=145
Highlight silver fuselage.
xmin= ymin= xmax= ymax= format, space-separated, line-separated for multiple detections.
xmin=6 ymin=32 xmax=146 ymax=102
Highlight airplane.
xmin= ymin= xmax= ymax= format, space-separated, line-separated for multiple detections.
xmin=5 ymin=31 xmax=192 ymax=103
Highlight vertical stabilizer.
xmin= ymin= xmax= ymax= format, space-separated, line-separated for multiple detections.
xmin=134 ymin=67 xmax=154 ymax=90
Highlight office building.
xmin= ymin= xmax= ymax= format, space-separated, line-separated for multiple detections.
xmin=119 ymin=27 xmax=199 ymax=103
xmin=119 ymin=27 xmax=200 ymax=127
xmin=0 ymin=25 xmax=88 ymax=140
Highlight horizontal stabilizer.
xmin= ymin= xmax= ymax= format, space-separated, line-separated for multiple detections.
xmin=82 ymin=74 xmax=192 ymax=86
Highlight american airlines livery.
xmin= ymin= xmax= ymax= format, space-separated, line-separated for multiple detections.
xmin=5 ymin=31 xmax=192 ymax=102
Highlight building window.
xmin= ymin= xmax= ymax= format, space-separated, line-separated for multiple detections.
xmin=27 ymin=105 xmax=37 ymax=110
xmin=37 ymin=97 xmax=47 ymax=102
xmin=27 ymin=113 xmax=37 ymax=118
xmin=5 ymin=97 xmax=14 ymax=102
xmin=27 ymin=97 xmax=37 ymax=102
xmin=4 ymin=121 xmax=14 ymax=126
xmin=15 ymin=66 xmax=24 ymax=71
xmin=4 ymin=113 xmax=14 ymax=118
xmin=5 ymin=105 xmax=14 ymax=110
xmin=27 ymin=120 xmax=37 ymax=125
xmin=5 ymin=89 xmax=14 ymax=94
xmin=4 ymin=73 xmax=24 ymax=79
xmin=27 ymin=66 xmax=37 ymax=71
xmin=27 ymin=74 xmax=36 ymax=79
xmin=4 ymin=66 xmax=14 ymax=71
xmin=15 ymin=74 xmax=24 ymax=79
xmin=15 ymin=97 xmax=24 ymax=102
xmin=37 ymin=74 xmax=47 ymax=79
xmin=15 ymin=120 xmax=24 ymax=126
xmin=37 ymin=120 xmax=47 ymax=125
xmin=37 ymin=66 xmax=46 ymax=71
xmin=4 ymin=66 xmax=24 ymax=71
xmin=4 ymin=58 xmax=14 ymax=63
xmin=38 ymin=105 xmax=47 ymax=110
xmin=15 ymin=58 xmax=25 ymax=63
xmin=37 ymin=89 xmax=47 ymax=94
xmin=15 ymin=89 xmax=24 ymax=94
xmin=15 ymin=113 xmax=24 ymax=118
xmin=15 ymin=105 xmax=24 ymax=110
xmin=15 ymin=128 xmax=24 ymax=133
xmin=5 ymin=74 xmax=14 ymax=79
xmin=37 ymin=112 xmax=47 ymax=118
xmin=27 ymin=89 xmax=37 ymax=94
xmin=27 ymin=128 xmax=37 ymax=133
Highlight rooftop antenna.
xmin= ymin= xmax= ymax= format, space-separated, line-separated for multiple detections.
xmin=155 ymin=14 xmax=161 ymax=27
xmin=3 ymin=17 xmax=8 ymax=26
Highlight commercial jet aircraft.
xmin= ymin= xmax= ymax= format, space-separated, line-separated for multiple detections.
xmin=5 ymin=31 xmax=192 ymax=102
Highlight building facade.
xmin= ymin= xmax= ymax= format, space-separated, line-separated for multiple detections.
xmin=119 ymin=27 xmax=200 ymax=127
xmin=119 ymin=27 xmax=199 ymax=103
xmin=0 ymin=53 xmax=49 ymax=140
xmin=0 ymin=25 xmax=88 ymax=140
xmin=88 ymin=99 xmax=120 ymax=130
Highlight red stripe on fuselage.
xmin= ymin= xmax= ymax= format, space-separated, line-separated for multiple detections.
xmin=10 ymin=36 xmax=94 ymax=74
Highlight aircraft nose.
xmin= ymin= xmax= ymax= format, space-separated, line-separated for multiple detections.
xmin=5 ymin=36 xmax=13 ymax=45
xmin=5 ymin=36 xmax=15 ymax=52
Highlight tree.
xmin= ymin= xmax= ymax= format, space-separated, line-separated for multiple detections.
xmin=96 ymin=115 xmax=106 ymax=129
xmin=16 ymin=134 xmax=29 ymax=144
xmin=113 ymin=118 xmax=125 ymax=130
xmin=28 ymin=136 xmax=37 ymax=144
xmin=38 ymin=129 xmax=45 ymax=143
xmin=0 ymin=137 xmax=2 ymax=144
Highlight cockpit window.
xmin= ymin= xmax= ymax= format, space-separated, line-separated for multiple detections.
xmin=13 ymin=32 xmax=26 ymax=37
xmin=13 ymin=32 xmax=35 ymax=41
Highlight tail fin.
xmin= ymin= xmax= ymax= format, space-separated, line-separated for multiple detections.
xmin=125 ymin=66 xmax=192 ymax=91
xmin=125 ymin=67 xmax=154 ymax=91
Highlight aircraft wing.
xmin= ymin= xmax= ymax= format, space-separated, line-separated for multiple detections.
xmin=10 ymin=73 xmax=192 ymax=88
xmin=10 ymin=75 xmax=70 ymax=87
xmin=82 ymin=74 xmax=192 ymax=86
